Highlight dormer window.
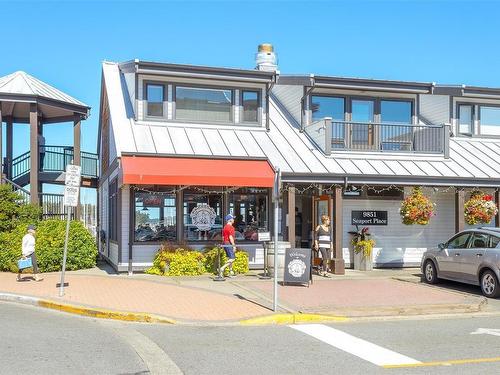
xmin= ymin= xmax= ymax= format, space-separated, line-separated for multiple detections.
xmin=175 ymin=86 xmax=233 ymax=123
xmin=241 ymin=90 xmax=259 ymax=123
xmin=146 ymin=83 xmax=165 ymax=117
xmin=480 ymin=106 xmax=500 ymax=135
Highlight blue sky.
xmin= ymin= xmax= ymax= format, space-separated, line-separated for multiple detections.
xmin=1 ymin=0 xmax=499 ymax=172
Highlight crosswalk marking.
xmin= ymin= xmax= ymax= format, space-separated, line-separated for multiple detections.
xmin=290 ymin=324 xmax=422 ymax=367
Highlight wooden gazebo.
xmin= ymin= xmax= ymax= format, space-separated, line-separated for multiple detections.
xmin=0 ymin=71 xmax=92 ymax=207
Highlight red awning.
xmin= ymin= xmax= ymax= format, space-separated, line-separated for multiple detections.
xmin=121 ymin=156 xmax=275 ymax=188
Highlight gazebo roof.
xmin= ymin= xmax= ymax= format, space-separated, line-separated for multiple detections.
xmin=0 ymin=71 xmax=90 ymax=123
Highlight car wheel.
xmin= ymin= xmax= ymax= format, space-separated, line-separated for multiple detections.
xmin=480 ymin=270 xmax=500 ymax=298
xmin=423 ymin=260 xmax=438 ymax=284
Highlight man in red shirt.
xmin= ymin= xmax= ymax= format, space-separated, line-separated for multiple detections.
xmin=220 ymin=214 xmax=236 ymax=278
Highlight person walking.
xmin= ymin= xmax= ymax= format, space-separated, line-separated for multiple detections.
xmin=17 ymin=225 xmax=43 ymax=282
xmin=314 ymin=215 xmax=332 ymax=277
xmin=219 ymin=214 xmax=236 ymax=278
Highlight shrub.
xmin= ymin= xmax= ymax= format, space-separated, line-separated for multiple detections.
xmin=204 ymin=247 xmax=249 ymax=275
xmin=147 ymin=248 xmax=205 ymax=276
xmin=0 ymin=184 xmax=40 ymax=233
xmin=0 ymin=219 xmax=97 ymax=273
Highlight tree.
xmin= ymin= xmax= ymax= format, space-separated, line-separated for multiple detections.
xmin=0 ymin=184 xmax=41 ymax=232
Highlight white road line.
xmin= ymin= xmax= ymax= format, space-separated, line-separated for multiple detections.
xmin=111 ymin=326 xmax=183 ymax=375
xmin=290 ymin=324 xmax=422 ymax=367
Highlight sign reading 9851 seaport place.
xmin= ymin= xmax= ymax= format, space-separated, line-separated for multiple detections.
xmin=351 ymin=210 xmax=388 ymax=226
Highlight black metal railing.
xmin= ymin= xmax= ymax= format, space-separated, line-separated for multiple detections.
xmin=39 ymin=193 xmax=75 ymax=220
xmin=9 ymin=146 xmax=99 ymax=181
xmin=306 ymin=118 xmax=450 ymax=155
xmin=1 ymin=176 xmax=30 ymax=203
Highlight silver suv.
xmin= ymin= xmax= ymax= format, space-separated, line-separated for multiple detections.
xmin=421 ymin=227 xmax=500 ymax=298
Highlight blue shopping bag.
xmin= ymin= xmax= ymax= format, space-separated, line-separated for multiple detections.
xmin=18 ymin=257 xmax=33 ymax=270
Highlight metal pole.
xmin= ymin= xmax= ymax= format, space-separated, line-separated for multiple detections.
xmin=273 ymin=168 xmax=281 ymax=312
xmin=59 ymin=206 xmax=71 ymax=297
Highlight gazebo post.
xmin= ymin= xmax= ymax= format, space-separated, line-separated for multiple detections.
xmin=29 ymin=103 xmax=39 ymax=204
xmin=73 ymin=114 xmax=82 ymax=219
xmin=6 ymin=118 xmax=13 ymax=180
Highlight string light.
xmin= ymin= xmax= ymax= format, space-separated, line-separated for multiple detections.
xmin=132 ymin=185 xmax=241 ymax=195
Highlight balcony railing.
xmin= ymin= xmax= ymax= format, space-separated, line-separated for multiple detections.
xmin=8 ymin=145 xmax=99 ymax=181
xmin=306 ymin=118 xmax=450 ymax=156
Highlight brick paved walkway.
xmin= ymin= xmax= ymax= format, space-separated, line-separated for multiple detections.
xmin=0 ymin=273 xmax=270 ymax=321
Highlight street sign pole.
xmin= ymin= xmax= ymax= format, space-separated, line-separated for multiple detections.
xmin=273 ymin=168 xmax=281 ymax=312
xmin=59 ymin=206 xmax=71 ymax=297
xmin=59 ymin=164 xmax=81 ymax=297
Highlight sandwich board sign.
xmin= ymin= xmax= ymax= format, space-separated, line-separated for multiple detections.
xmin=283 ymin=248 xmax=312 ymax=286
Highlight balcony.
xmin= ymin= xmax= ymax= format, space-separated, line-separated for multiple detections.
xmin=5 ymin=145 xmax=98 ymax=187
xmin=306 ymin=118 xmax=450 ymax=156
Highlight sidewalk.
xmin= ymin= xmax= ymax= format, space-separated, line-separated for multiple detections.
xmin=0 ymin=267 xmax=489 ymax=324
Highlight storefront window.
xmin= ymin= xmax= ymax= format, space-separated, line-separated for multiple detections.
xmin=183 ymin=190 xmax=223 ymax=241
xmin=135 ymin=191 xmax=176 ymax=242
xmin=229 ymin=188 xmax=268 ymax=241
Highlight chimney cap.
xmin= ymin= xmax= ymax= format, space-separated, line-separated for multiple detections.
xmin=258 ymin=43 xmax=274 ymax=53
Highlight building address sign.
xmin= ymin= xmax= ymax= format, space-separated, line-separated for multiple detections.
xmin=351 ymin=210 xmax=388 ymax=226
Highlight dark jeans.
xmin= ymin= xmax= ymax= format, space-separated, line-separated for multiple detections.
xmin=39 ymin=152 xmax=45 ymax=171
xmin=319 ymin=247 xmax=329 ymax=270
xmin=18 ymin=253 xmax=39 ymax=274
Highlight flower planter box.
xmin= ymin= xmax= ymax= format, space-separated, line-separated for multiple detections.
xmin=353 ymin=250 xmax=373 ymax=271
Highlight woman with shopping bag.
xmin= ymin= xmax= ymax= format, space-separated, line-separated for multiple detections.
xmin=17 ymin=224 xmax=43 ymax=282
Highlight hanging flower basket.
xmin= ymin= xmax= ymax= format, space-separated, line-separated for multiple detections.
xmin=399 ymin=187 xmax=435 ymax=225
xmin=464 ymin=190 xmax=498 ymax=225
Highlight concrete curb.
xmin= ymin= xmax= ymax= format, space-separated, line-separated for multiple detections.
xmin=240 ymin=313 xmax=349 ymax=325
xmin=0 ymin=293 xmax=176 ymax=324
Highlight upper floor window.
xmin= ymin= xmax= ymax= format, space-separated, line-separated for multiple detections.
xmin=480 ymin=106 xmax=500 ymax=135
xmin=458 ymin=104 xmax=473 ymax=135
xmin=146 ymin=84 xmax=164 ymax=117
xmin=311 ymin=96 xmax=345 ymax=121
xmin=380 ymin=100 xmax=412 ymax=124
xmin=175 ymin=86 xmax=232 ymax=123
xmin=241 ymin=90 xmax=259 ymax=123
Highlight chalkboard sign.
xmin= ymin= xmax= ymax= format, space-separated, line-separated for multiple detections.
xmin=351 ymin=210 xmax=388 ymax=225
xmin=283 ymin=248 xmax=312 ymax=286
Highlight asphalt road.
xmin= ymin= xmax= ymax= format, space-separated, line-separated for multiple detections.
xmin=2 ymin=301 xmax=500 ymax=375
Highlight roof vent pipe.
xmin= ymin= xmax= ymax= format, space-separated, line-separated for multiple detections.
xmin=256 ymin=44 xmax=277 ymax=72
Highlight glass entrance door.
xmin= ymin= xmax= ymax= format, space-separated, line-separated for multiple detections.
xmin=312 ymin=195 xmax=332 ymax=231
xmin=351 ymin=99 xmax=375 ymax=149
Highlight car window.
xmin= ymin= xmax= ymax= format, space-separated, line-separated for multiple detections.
xmin=489 ymin=235 xmax=500 ymax=249
xmin=447 ymin=233 xmax=472 ymax=249
xmin=469 ymin=233 xmax=489 ymax=249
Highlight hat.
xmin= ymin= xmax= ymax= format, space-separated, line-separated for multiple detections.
xmin=225 ymin=214 xmax=234 ymax=221
xmin=27 ymin=224 xmax=36 ymax=231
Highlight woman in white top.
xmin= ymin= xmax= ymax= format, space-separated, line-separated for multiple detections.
xmin=314 ymin=215 xmax=332 ymax=277
xmin=17 ymin=225 xmax=43 ymax=282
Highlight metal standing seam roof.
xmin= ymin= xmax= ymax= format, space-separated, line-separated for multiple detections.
xmin=102 ymin=61 xmax=500 ymax=186
xmin=0 ymin=71 xmax=89 ymax=109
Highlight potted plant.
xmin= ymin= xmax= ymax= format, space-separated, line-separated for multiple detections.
xmin=400 ymin=187 xmax=435 ymax=225
xmin=349 ymin=226 xmax=375 ymax=271
xmin=464 ymin=190 xmax=498 ymax=225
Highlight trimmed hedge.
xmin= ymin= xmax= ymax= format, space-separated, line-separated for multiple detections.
xmin=0 ymin=220 xmax=98 ymax=273
xmin=146 ymin=248 xmax=205 ymax=276
xmin=0 ymin=184 xmax=40 ymax=233
xmin=146 ymin=246 xmax=249 ymax=276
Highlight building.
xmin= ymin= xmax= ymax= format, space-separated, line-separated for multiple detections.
xmin=98 ymin=44 xmax=500 ymax=273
